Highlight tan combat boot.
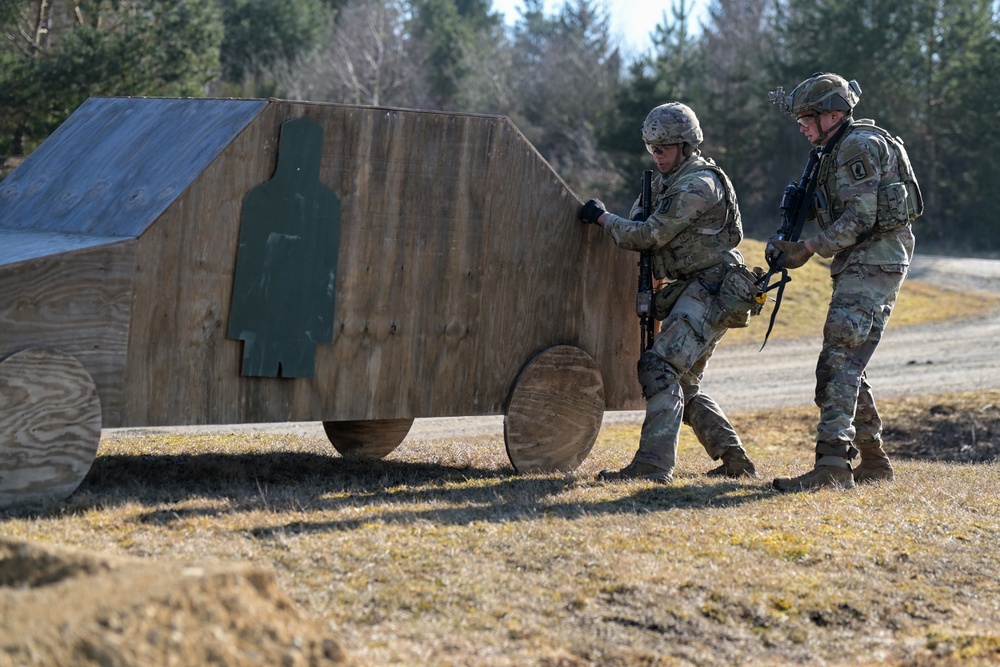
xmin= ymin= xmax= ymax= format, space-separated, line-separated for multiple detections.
xmin=854 ymin=441 xmax=894 ymax=483
xmin=774 ymin=442 xmax=855 ymax=491
xmin=773 ymin=464 xmax=855 ymax=491
xmin=706 ymin=446 xmax=759 ymax=478
xmin=597 ymin=462 xmax=673 ymax=482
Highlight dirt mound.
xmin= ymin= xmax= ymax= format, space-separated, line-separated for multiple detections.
xmin=0 ymin=539 xmax=357 ymax=667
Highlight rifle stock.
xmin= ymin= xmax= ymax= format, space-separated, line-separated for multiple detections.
xmin=637 ymin=170 xmax=655 ymax=353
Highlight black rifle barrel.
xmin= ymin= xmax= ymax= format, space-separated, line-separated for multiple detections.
xmin=637 ymin=170 xmax=655 ymax=353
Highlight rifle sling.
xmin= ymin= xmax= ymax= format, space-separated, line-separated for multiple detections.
xmin=759 ymin=268 xmax=792 ymax=350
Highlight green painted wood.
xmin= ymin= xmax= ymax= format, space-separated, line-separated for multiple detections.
xmin=227 ymin=117 xmax=342 ymax=378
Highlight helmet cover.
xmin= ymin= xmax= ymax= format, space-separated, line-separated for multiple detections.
xmin=641 ymin=102 xmax=703 ymax=147
xmin=769 ymin=72 xmax=862 ymax=116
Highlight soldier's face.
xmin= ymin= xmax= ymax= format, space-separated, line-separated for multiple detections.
xmin=647 ymin=143 xmax=682 ymax=174
xmin=797 ymin=111 xmax=841 ymax=146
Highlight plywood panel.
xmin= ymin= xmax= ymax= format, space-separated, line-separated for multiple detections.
xmin=0 ymin=348 xmax=102 ymax=507
xmin=123 ymin=104 xmax=288 ymax=426
xmin=0 ymin=97 xmax=267 ymax=238
xmin=0 ymin=229 xmax=130 ymax=264
xmin=504 ymin=345 xmax=605 ymax=472
xmin=0 ymin=241 xmax=135 ymax=427
xmin=123 ymin=101 xmax=642 ymax=427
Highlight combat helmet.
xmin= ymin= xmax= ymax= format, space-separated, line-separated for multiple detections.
xmin=641 ymin=102 xmax=703 ymax=148
xmin=769 ymin=72 xmax=862 ymax=116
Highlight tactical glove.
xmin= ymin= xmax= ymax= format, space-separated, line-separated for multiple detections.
xmin=764 ymin=235 xmax=781 ymax=264
xmin=579 ymin=198 xmax=606 ymax=224
xmin=769 ymin=240 xmax=813 ymax=269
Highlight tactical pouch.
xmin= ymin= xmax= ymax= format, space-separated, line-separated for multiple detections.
xmin=652 ymin=279 xmax=687 ymax=320
xmin=875 ymin=177 xmax=923 ymax=232
xmin=709 ymin=263 xmax=765 ymax=329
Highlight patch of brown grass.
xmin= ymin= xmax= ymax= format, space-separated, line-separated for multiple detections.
xmin=3 ymin=391 xmax=999 ymax=666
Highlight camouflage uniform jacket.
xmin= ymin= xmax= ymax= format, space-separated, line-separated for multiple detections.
xmin=807 ymin=119 xmax=918 ymax=276
xmin=602 ymin=155 xmax=743 ymax=281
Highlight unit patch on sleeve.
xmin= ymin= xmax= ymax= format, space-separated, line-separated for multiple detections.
xmin=848 ymin=158 xmax=869 ymax=182
xmin=658 ymin=196 xmax=674 ymax=215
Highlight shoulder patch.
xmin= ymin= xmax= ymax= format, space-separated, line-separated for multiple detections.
xmin=658 ymin=196 xmax=674 ymax=215
xmin=848 ymin=158 xmax=869 ymax=182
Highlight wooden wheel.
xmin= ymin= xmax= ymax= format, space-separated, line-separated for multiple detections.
xmin=504 ymin=345 xmax=605 ymax=473
xmin=0 ymin=348 xmax=103 ymax=508
xmin=322 ymin=419 xmax=414 ymax=459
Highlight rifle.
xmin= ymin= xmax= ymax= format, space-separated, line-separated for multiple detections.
xmin=636 ymin=170 xmax=656 ymax=353
xmin=757 ymin=146 xmax=822 ymax=349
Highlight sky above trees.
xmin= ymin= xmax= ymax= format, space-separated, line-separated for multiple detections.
xmin=490 ymin=0 xmax=710 ymax=57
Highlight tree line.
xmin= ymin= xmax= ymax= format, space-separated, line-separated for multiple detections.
xmin=2 ymin=0 xmax=997 ymax=253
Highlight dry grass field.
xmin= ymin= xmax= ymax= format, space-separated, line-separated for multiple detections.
xmin=2 ymin=389 xmax=999 ymax=666
xmin=2 ymin=241 xmax=999 ymax=666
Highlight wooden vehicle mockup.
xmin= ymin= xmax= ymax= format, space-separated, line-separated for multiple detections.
xmin=0 ymin=97 xmax=643 ymax=507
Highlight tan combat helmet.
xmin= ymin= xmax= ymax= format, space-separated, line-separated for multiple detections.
xmin=769 ymin=72 xmax=862 ymax=116
xmin=641 ymin=102 xmax=703 ymax=148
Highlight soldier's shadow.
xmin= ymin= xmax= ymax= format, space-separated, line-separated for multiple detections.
xmin=65 ymin=451 xmax=775 ymax=533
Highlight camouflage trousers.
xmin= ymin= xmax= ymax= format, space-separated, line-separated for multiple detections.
xmin=815 ymin=263 xmax=907 ymax=451
xmin=632 ymin=276 xmax=742 ymax=472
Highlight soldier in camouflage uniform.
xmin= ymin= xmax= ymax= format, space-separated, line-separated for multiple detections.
xmin=767 ymin=73 xmax=923 ymax=491
xmin=578 ymin=102 xmax=758 ymax=482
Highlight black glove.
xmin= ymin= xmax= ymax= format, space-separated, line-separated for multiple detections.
xmin=579 ymin=198 xmax=606 ymax=224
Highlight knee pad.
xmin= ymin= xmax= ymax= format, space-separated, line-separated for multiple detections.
xmin=637 ymin=351 xmax=680 ymax=400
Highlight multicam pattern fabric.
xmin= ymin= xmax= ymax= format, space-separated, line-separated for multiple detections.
xmin=815 ymin=263 xmax=903 ymax=447
xmin=769 ymin=72 xmax=861 ymax=117
xmin=600 ymin=155 xmax=746 ymax=475
xmin=604 ymin=155 xmax=743 ymax=281
xmin=809 ymin=120 xmax=916 ymax=276
xmin=641 ymin=102 xmax=704 ymax=147
xmin=804 ymin=120 xmax=916 ymax=450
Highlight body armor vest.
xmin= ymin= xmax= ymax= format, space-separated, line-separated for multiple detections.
xmin=652 ymin=156 xmax=743 ymax=281
xmin=814 ymin=119 xmax=923 ymax=233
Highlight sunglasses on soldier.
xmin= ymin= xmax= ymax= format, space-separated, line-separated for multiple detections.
xmin=796 ymin=112 xmax=819 ymax=127
xmin=645 ymin=143 xmax=673 ymax=155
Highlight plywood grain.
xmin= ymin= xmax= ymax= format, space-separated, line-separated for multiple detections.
xmin=0 ymin=241 xmax=135 ymax=427
xmin=0 ymin=348 xmax=102 ymax=507
xmin=504 ymin=345 xmax=605 ymax=472
xmin=118 ymin=101 xmax=642 ymax=426
xmin=322 ymin=419 xmax=414 ymax=459
xmin=0 ymin=97 xmax=266 ymax=238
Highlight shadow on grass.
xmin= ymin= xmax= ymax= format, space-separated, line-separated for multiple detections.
xmin=21 ymin=451 xmax=777 ymax=531
xmin=243 ymin=480 xmax=776 ymax=540
xmin=78 ymin=450 xmax=502 ymax=499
